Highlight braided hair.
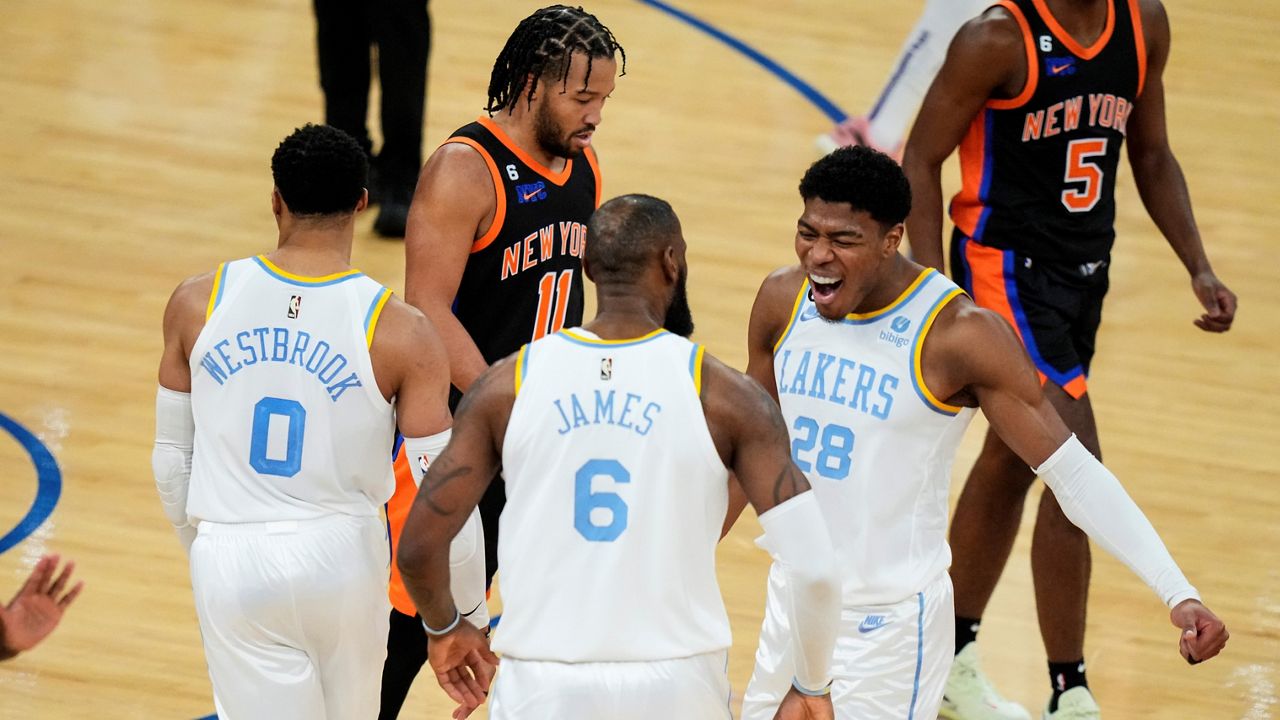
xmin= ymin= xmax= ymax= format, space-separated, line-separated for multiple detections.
xmin=486 ymin=5 xmax=626 ymax=115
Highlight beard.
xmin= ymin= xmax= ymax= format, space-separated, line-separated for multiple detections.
xmin=533 ymin=100 xmax=583 ymax=159
xmin=664 ymin=271 xmax=695 ymax=338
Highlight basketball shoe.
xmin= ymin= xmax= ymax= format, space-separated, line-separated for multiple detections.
xmin=938 ymin=643 xmax=1031 ymax=720
xmin=1041 ymin=687 xmax=1100 ymax=719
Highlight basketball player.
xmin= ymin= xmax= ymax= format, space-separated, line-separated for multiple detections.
xmin=380 ymin=6 xmax=624 ymax=715
xmin=396 ymin=195 xmax=842 ymax=720
xmin=735 ymin=147 xmax=1227 ymax=720
xmin=818 ymin=0 xmax=988 ymax=157
xmin=152 ymin=124 xmax=483 ymax=719
xmin=901 ymin=0 xmax=1236 ymax=716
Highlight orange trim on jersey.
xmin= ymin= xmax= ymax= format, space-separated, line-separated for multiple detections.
xmin=476 ymin=116 xmax=574 ymax=186
xmin=952 ymin=111 xmax=988 ymax=238
xmin=1031 ymin=0 xmax=1115 ymax=60
xmin=1060 ymin=374 xmax=1088 ymax=399
xmin=584 ymin=145 xmax=602 ymax=209
xmin=387 ymin=445 xmax=419 ymax=616
xmin=988 ymin=0 xmax=1040 ymax=110
xmin=1129 ymin=0 xmax=1147 ymax=96
xmin=443 ymin=136 xmax=508 ymax=254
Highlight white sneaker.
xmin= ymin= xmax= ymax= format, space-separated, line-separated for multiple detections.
xmin=1041 ymin=687 xmax=1101 ymax=719
xmin=939 ymin=643 xmax=1032 ymax=720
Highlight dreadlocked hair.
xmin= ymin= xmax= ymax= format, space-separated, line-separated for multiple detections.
xmin=486 ymin=5 xmax=626 ymax=114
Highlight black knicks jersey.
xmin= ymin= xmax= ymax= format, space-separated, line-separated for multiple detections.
xmin=950 ymin=0 xmax=1145 ymax=262
xmin=446 ymin=116 xmax=600 ymax=367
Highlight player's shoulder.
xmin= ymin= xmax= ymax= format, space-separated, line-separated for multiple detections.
xmin=929 ymin=293 xmax=1023 ymax=365
xmin=755 ymin=265 xmax=807 ymax=315
xmin=165 ymin=268 xmax=218 ymax=319
xmin=954 ymin=4 xmax=1026 ymax=55
xmin=372 ymin=294 xmax=446 ymax=360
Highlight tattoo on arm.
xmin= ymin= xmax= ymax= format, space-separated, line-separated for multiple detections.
xmin=772 ymin=462 xmax=808 ymax=506
xmin=420 ymin=454 xmax=473 ymax=517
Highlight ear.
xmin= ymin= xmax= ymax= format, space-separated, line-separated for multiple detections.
xmin=355 ymin=188 xmax=369 ymax=214
xmin=582 ymin=254 xmax=597 ymax=283
xmin=523 ymin=72 xmax=539 ymax=103
xmin=661 ymin=245 xmax=680 ymax=285
xmin=882 ymin=222 xmax=905 ymax=257
xmin=271 ymin=188 xmax=284 ymax=218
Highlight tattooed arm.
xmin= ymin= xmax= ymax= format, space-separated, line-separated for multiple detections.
xmin=700 ymin=353 xmax=840 ymax=706
xmin=395 ymin=356 xmax=516 ymax=718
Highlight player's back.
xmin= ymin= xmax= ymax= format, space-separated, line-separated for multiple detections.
xmin=495 ymin=328 xmax=731 ymax=663
xmin=187 ymin=255 xmax=397 ymax=523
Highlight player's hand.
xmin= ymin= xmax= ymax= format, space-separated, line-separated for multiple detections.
xmin=427 ymin=620 xmax=499 ymax=719
xmin=0 ymin=555 xmax=83 ymax=657
xmin=773 ymin=685 xmax=835 ymax=720
xmin=1190 ymin=271 xmax=1236 ymax=332
xmin=1170 ymin=598 xmax=1228 ymax=665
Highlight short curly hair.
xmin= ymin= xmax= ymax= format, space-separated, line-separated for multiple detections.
xmin=271 ymin=124 xmax=368 ymax=217
xmin=799 ymin=146 xmax=911 ymax=229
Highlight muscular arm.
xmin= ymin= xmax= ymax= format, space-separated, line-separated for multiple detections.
xmin=370 ymin=297 xmax=452 ymax=437
xmin=903 ymin=9 xmax=1026 ymax=271
xmin=396 ymin=357 xmax=515 ymax=630
xmin=721 ymin=267 xmax=803 ymax=537
xmin=404 ymin=143 xmax=499 ymax=393
xmin=927 ymin=303 xmax=1207 ymax=611
xmin=1126 ymin=0 xmax=1236 ymax=332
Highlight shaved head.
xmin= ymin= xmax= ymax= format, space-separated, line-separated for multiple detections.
xmin=585 ymin=194 xmax=681 ymax=284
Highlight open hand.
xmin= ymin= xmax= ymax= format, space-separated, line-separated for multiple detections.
xmin=427 ymin=620 xmax=500 ymax=718
xmin=1 ymin=555 xmax=83 ymax=658
xmin=1170 ymin=598 xmax=1228 ymax=664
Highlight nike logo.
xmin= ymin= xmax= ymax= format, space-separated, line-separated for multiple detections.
xmin=799 ymin=305 xmax=820 ymax=322
xmin=522 ymin=188 xmax=543 ymax=201
xmin=1050 ymin=63 xmax=1072 ymax=75
xmin=858 ymin=615 xmax=889 ymax=634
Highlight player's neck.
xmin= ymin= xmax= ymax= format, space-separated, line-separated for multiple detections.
xmin=852 ymin=256 xmax=924 ymax=316
xmin=491 ymin=111 xmax=568 ymax=172
xmin=1044 ymin=0 xmax=1110 ymax=45
xmin=270 ymin=227 xmax=354 ymax=274
xmin=582 ymin=289 xmax=665 ymax=341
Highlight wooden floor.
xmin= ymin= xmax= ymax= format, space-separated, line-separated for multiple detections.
xmin=2 ymin=0 xmax=1277 ymax=717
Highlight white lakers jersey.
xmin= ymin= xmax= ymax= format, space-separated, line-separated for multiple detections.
xmin=494 ymin=328 xmax=732 ymax=663
xmin=773 ymin=269 xmax=976 ymax=606
xmin=187 ymin=256 xmax=397 ymax=523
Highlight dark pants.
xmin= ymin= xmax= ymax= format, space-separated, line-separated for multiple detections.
xmin=313 ymin=0 xmax=430 ymax=188
xmin=378 ymin=478 xmax=504 ymax=719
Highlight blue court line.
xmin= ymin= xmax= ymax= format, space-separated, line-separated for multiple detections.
xmin=636 ymin=0 xmax=848 ymax=123
xmin=0 ymin=412 xmax=62 ymax=554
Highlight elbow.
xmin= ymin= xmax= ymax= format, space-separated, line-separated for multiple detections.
xmin=396 ymin=533 xmax=429 ymax=581
xmin=793 ymin=546 xmax=841 ymax=605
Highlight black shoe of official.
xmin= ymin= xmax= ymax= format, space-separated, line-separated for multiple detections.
xmin=373 ymin=183 xmax=412 ymax=238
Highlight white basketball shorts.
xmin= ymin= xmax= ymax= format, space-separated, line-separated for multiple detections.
xmin=190 ymin=514 xmax=390 ymax=720
xmin=489 ymin=650 xmax=732 ymax=720
xmin=742 ymin=564 xmax=953 ymax=720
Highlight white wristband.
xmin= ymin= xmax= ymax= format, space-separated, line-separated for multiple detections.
xmin=422 ymin=608 xmax=462 ymax=637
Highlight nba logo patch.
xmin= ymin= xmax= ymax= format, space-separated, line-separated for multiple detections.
xmin=600 ymin=357 xmax=613 ymax=380
xmin=287 ymin=295 xmax=302 ymax=319
xmin=417 ymin=453 xmax=430 ymax=476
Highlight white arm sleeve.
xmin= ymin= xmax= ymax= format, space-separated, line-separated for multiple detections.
xmin=403 ymin=430 xmax=489 ymax=630
xmin=757 ymin=491 xmax=840 ymax=693
xmin=1037 ymin=434 xmax=1199 ymax=608
xmin=151 ymin=386 xmax=196 ymax=554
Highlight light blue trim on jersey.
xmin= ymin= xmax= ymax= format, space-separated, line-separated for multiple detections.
xmin=363 ymin=286 xmax=391 ymax=336
xmin=556 ymin=328 xmax=670 ymax=348
xmin=841 ymin=270 xmax=938 ymax=326
xmin=907 ymin=591 xmax=925 ymax=719
xmin=251 ymin=256 xmax=365 ymax=287
xmin=909 ymin=289 xmax=964 ymax=417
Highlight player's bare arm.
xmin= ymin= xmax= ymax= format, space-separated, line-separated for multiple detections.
xmin=368 ymin=296 xmax=452 ymax=436
xmin=923 ymin=297 xmax=1229 ymax=663
xmin=1126 ymin=0 xmax=1236 ymax=332
xmin=903 ymin=8 xmax=1026 ymax=271
xmin=404 ymin=142 xmax=499 ymax=392
xmin=723 ymin=266 xmax=807 ymax=536
xmin=158 ymin=272 xmax=216 ymax=391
